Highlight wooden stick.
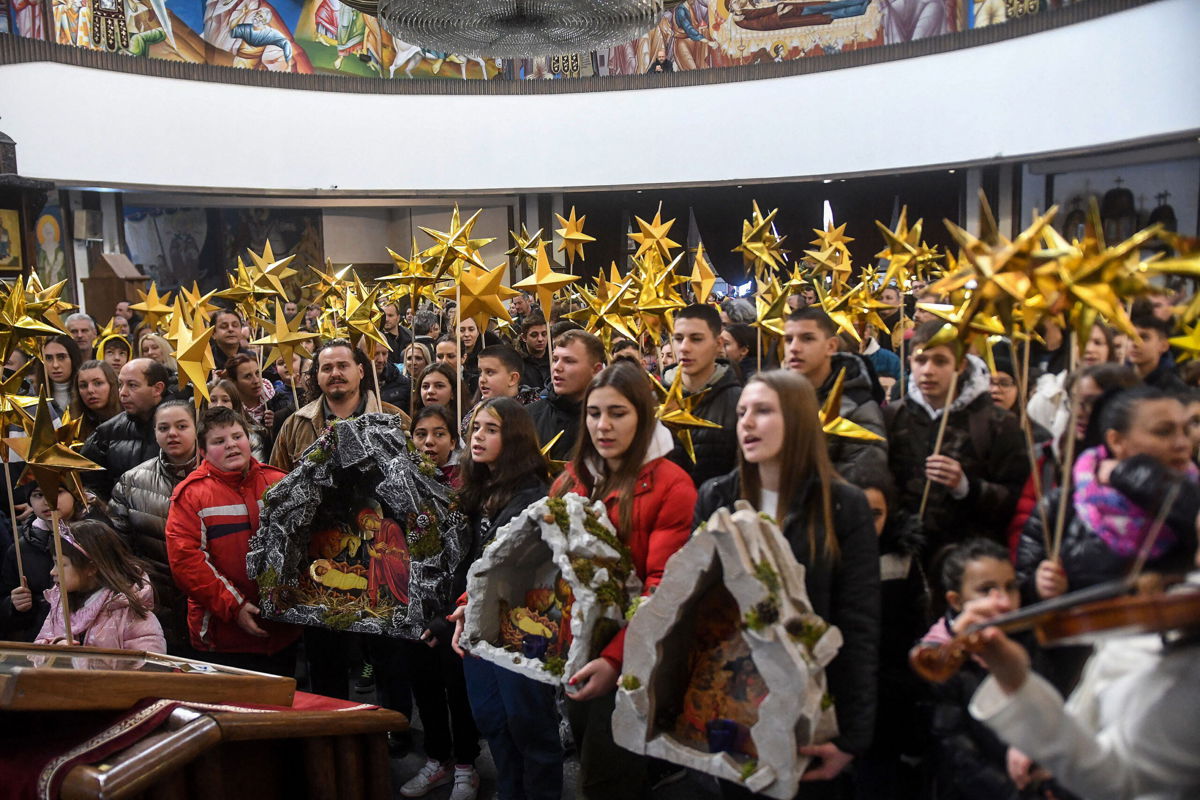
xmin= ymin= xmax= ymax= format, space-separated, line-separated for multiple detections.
xmin=918 ymin=367 xmax=961 ymax=520
xmin=756 ymin=328 xmax=762 ymax=375
xmin=289 ymin=373 xmax=300 ymax=411
xmin=50 ymin=507 xmax=72 ymax=645
xmin=455 ymin=282 xmax=463 ymax=426
xmin=3 ymin=458 xmax=24 ymax=582
xmin=1051 ymin=331 xmax=1079 ymax=562
xmin=897 ymin=303 xmax=907 ymax=399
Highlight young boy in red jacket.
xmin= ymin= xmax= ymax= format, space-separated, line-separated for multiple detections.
xmin=166 ymin=405 xmax=299 ymax=676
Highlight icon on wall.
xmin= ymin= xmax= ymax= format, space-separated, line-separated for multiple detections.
xmin=0 ymin=209 xmax=24 ymax=271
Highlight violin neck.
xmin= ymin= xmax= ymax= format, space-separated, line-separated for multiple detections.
xmin=966 ymin=577 xmax=1135 ymax=636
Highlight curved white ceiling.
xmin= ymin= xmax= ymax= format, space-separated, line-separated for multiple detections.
xmin=1 ymin=0 xmax=1196 ymax=194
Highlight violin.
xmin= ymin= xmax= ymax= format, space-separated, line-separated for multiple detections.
xmin=909 ymin=574 xmax=1200 ymax=683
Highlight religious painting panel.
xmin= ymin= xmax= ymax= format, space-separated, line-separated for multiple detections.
xmin=460 ymin=494 xmax=642 ymax=686
xmin=0 ymin=209 xmax=25 ymax=273
xmin=613 ymin=502 xmax=841 ymax=799
xmin=218 ymin=207 xmax=321 ymax=296
xmin=33 ymin=201 xmax=71 ymax=296
xmin=249 ymin=414 xmax=468 ymax=639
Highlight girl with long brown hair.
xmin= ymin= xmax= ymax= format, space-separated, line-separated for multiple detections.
xmin=694 ymin=369 xmax=880 ymax=797
xmin=552 ymin=360 xmax=697 ymax=798
xmin=447 ymin=397 xmax=556 ymax=800
xmin=72 ymin=359 xmax=121 ymax=441
xmin=34 ymin=519 xmax=165 ymax=652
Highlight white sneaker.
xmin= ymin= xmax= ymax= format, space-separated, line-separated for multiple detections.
xmin=449 ymin=765 xmax=479 ymax=800
xmin=400 ymin=759 xmax=451 ymax=797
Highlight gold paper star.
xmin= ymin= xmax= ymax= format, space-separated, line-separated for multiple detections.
xmin=0 ymin=277 xmax=66 ymax=339
xmin=653 ymin=371 xmax=720 ymax=464
xmin=628 ymin=206 xmax=681 ymax=264
xmin=820 ymin=368 xmax=885 ymax=442
xmin=3 ymin=396 xmax=101 ymax=500
xmin=734 ymin=201 xmax=788 ymax=276
xmin=752 ymin=276 xmax=790 ymax=339
xmin=439 ymin=261 xmax=518 ymax=335
xmin=539 ymin=430 xmax=567 ymax=474
xmin=555 ymin=207 xmax=596 ymax=268
xmin=421 ymin=206 xmax=492 ymax=279
xmin=130 ymin=284 xmax=174 ymax=332
xmin=506 ymin=225 xmax=543 ymax=274
xmin=689 ymin=242 xmax=718 ymax=305
xmin=179 ymin=281 xmax=221 ymax=320
xmin=173 ymin=314 xmax=216 ymax=406
xmin=1170 ymin=323 xmax=1200 ymax=363
xmin=514 ymin=241 xmax=581 ymax=323
xmin=252 ymin=300 xmax=321 ymax=370
xmin=344 ymin=284 xmax=391 ymax=355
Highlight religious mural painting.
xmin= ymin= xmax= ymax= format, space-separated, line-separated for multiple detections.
xmin=123 ymin=207 xmax=211 ymax=292
xmin=33 ymin=202 xmax=69 ymax=292
xmin=15 ymin=0 xmax=1094 ymax=78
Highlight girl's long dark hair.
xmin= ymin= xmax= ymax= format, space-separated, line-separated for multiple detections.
xmin=458 ymin=398 xmax=549 ymax=519
xmin=72 ymin=359 xmax=121 ymax=423
xmin=738 ymin=370 xmax=841 ymax=561
xmin=554 ymin=361 xmax=658 ymax=538
xmin=61 ymin=519 xmax=154 ymax=618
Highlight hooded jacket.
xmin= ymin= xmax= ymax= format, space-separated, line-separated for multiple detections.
xmin=165 ymin=458 xmax=299 ymax=654
xmin=109 ymin=452 xmax=199 ymax=650
xmin=81 ymin=408 xmax=162 ymax=500
xmin=375 ymin=360 xmax=413 ymax=411
xmin=884 ymin=355 xmax=1029 ymax=553
xmin=528 ymin=390 xmax=582 ymax=462
xmin=521 ymin=348 xmax=551 ymax=390
xmin=694 ymin=469 xmax=880 ymax=757
xmin=663 ymin=361 xmax=743 ymax=488
xmin=817 ymin=352 xmax=889 ymax=486
xmin=555 ymin=425 xmax=695 ymax=672
xmin=36 ymin=577 xmax=165 ymax=652
xmin=269 ymin=390 xmax=407 ymax=473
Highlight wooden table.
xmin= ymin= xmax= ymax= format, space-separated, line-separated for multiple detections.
xmin=58 ymin=705 xmax=407 ymax=800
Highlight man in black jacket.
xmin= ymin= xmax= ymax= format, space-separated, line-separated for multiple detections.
xmin=381 ymin=301 xmax=413 ymax=365
xmin=527 ymin=330 xmax=605 ymax=461
xmin=82 ymin=358 xmax=169 ymax=500
xmin=784 ymin=308 xmax=888 ymax=485
xmin=665 ymin=304 xmax=742 ymax=488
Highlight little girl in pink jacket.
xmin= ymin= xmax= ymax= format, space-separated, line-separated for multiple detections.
xmin=35 ymin=519 xmax=165 ymax=653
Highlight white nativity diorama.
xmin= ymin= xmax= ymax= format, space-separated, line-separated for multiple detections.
xmin=461 ymin=493 xmax=642 ymax=685
xmin=613 ymin=501 xmax=842 ymax=798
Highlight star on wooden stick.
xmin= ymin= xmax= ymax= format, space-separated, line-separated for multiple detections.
xmin=438 ymin=261 xmax=518 ymax=335
xmin=514 ymin=240 xmax=581 ymax=323
xmin=173 ymin=314 xmax=216 ymax=407
xmin=0 ymin=277 xmax=66 ymax=339
xmin=506 ymin=225 xmax=543 ymax=274
xmin=3 ymin=395 xmax=102 ymax=501
xmin=819 ymin=369 xmax=885 ymax=442
xmin=653 ymin=371 xmax=720 ymax=464
xmin=253 ymin=300 xmax=320 ymax=370
xmin=555 ymin=207 xmax=596 ymax=268
xmin=130 ymin=284 xmax=174 ymax=332
xmin=628 ymin=205 xmax=681 ymax=264
xmin=689 ymin=241 xmax=718 ymax=304
xmin=734 ymin=201 xmax=788 ymax=276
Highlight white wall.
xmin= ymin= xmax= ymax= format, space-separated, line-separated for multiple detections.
xmin=2 ymin=0 xmax=1197 ymax=193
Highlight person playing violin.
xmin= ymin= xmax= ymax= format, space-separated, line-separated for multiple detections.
xmin=965 ymin=539 xmax=1200 ymax=800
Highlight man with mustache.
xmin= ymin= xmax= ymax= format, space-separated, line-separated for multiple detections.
xmin=269 ymin=338 xmax=407 ymax=473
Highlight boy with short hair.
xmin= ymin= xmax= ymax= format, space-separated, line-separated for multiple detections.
xmin=664 ymin=304 xmax=742 ymax=488
xmin=528 ymin=330 xmax=606 ymax=461
xmin=884 ymin=321 xmax=1028 ymax=558
xmin=166 ymin=406 xmax=298 ymax=675
xmin=1129 ymin=313 xmax=1187 ymax=392
xmin=783 ymin=307 xmax=888 ymax=485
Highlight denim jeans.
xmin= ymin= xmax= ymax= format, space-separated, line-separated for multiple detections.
xmin=463 ymin=655 xmax=563 ymax=800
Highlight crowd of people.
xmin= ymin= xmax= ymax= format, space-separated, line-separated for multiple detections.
xmin=2 ymin=282 xmax=1198 ymax=800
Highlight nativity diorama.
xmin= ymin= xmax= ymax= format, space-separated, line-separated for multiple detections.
xmin=248 ymin=414 xmax=466 ymax=640
xmin=460 ymin=494 xmax=641 ymax=685
xmin=613 ymin=502 xmax=842 ymax=799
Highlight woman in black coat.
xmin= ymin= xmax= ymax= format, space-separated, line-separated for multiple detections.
xmin=695 ymin=370 xmax=881 ymax=799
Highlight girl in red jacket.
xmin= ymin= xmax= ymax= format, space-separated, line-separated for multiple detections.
xmin=551 ymin=360 xmax=697 ymax=799
xmin=165 ymin=405 xmax=299 ymax=676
